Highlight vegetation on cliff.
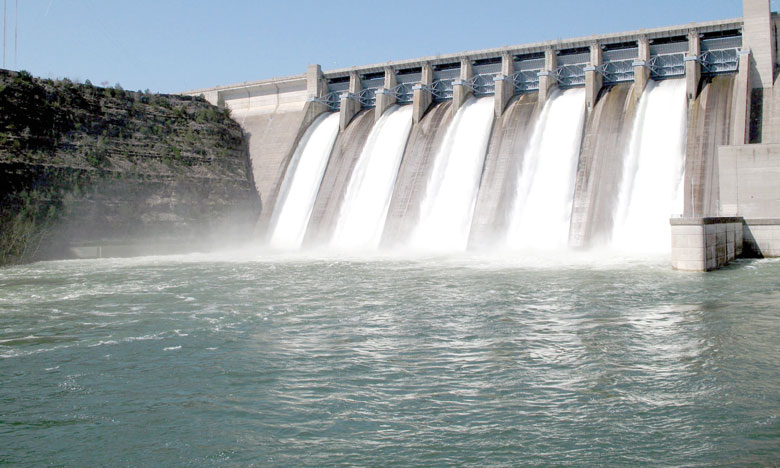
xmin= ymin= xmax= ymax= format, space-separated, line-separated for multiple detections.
xmin=0 ymin=70 xmax=258 ymax=265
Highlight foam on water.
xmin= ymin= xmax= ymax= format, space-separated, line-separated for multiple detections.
xmin=268 ymin=112 xmax=340 ymax=250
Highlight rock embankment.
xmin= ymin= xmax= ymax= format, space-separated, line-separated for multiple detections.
xmin=0 ymin=70 xmax=258 ymax=265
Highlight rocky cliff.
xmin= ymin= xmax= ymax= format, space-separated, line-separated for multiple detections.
xmin=0 ymin=70 xmax=259 ymax=265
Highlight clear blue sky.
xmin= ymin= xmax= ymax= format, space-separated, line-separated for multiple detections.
xmin=0 ymin=0 xmax=765 ymax=94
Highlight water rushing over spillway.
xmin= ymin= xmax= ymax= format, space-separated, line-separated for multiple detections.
xmin=612 ymin=79 xmax=688 ymax=252
xmin=268 ymin=112 xmax=340 ymax=249
xmin=506 ymin=88 xmax=587 ymax=249
xmin=331 ymin=105 xmax=414 ymax=250
xmin=265 ymin=78 xmax=724 ymax=256
xmin=408 ymin=97 xmax=495 ymax=251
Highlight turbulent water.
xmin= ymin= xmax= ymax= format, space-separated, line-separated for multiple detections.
xmin=269 ymin=112 xmax=340 ymax=249
xmin=2 ymin=252 xmax=779 ymax=466
xmin=506 ymin=88 xmax=587 ymax=249
xmin=612 ymin=79 xmax=688 ymax=251
xmin=331 ymin=105 xmax=414 ymax=250
xmin=409 ymin=97 xmax=495 ymax=252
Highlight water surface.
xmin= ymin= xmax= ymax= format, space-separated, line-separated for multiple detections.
xmin=1 ymin=252 xmax=779 ymax=466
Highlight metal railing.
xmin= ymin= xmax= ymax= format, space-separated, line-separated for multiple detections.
xmin=308 ymin=90 xmax=343 ymax=111
xmin=556 ymin=63 xmax=587 ymax=87
xmin=358 ymin=87 xmax=378 ymax=108
xmin=455 ymin=74 xmax=498 ymax=96
xmin=647 ymin=53 xmax=686 ymax=78
xmin=511 ymin=70 xmax=541 ymax=92
xmin=699 ymin=49 xmax=739 ymax=74
xmin=417 ymin=79 xmax=453 ymax=101
xmin=600 ymin=60 xmax=635 ymax=84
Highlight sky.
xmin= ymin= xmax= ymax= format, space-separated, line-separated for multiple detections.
xmin=0 ymin=0 xmax=766 ymax=94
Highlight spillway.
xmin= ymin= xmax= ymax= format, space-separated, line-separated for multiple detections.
xmin=568 ymin=83 xmax=639 ymax=248
xmin=408 ymin=97 xmax=495 ymax=251
xmin=331 ymin=105 xmax=414 ymax=250
xmin=381 ymin=102 xmax=454 ymax=247
xmin=505 ymin=88 xmax=587 ymax=250
xmin=267 ymin=112 xmax=340 ymax=250
xmin=303 ymin=110 xmax=375 ymax=246
xmin=469 ymin=93 xmax=540 ymax=249
xmin=611 ymin=79 xmax=688 ymax=252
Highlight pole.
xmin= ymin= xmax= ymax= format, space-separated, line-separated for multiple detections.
xmin=14 ymin=0 xmax=17 ymax=67
xmin=3 ymin=0 xmax=7 ymax=68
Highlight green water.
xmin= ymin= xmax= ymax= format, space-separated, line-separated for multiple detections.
xmin=1 ymin=252 xmax=779 ymax=466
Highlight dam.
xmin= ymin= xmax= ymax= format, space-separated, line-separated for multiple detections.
xmin=185 ymin=0 xmax=780 ymax=270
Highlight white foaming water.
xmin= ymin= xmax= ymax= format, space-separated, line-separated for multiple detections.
xmin=268 ymin=112 xmax=340 ymax=250
xmin=408 ymin=97 xmax=495 ymax=252
xmin=331 ymin=105 xmax=414 ymax=250
xmin=506 ymin=88 xmax=587 ymax=250
xmin=612 ymin=79 xmax=687 ymax=252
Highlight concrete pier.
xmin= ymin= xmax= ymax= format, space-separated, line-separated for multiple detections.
xmin=453 ymin=58 xmax=474 ymax=110
xmin=632 ymin=37 xmax=650 ymax=102
xmin=375 ymin=67 xmax=397 ymax=122
xmin=538 ymin=48 xmax=558 ymax=107
xmin=585 ymin=43 xmax=603 ymax=110
xmin=685 ymin=31 xmax=702 ymax=101
xmin=671 ymin=217 xmax=744 ymax=271
xmin=303 ymin=64 xmax=329 ymax=128
xmin=743 ymin=0 xmax=775 ymax=90
xmin=494 ymin=54 xmax=514 ymax=117
xmin=413 ymin=63 xmax=434 ymax=124
xmin=339 ymin=71 xmax=361 ymax=131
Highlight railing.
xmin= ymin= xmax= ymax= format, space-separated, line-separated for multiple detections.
xmin=601 ymin=48 xmax=637 ymax=84
xmin=647 ymin=53 xmax=686 ymax=78
xmin=455 ymin=74 xmax=498 ymax=96
xmin=600 ymin=60 xmax=635 ymax=84
xmin=358 ymin=87 xmax=378 ymax=108
xmin=556 ymin=63 xmax=587 ymax=87
xmin=699 ymin=49 xmax=740 ymax=74
xmin=308 ymin=90 xmax=343 ymax=111
xmin=417 ymin=80 xmax=454 ymax=101
xmin=511 ymin=70 xmax=541 ymax=92
xmin=648 ymin=41 xmax=688 ymax=79
xmin=378 ymin=83 xmax=416 ymax=104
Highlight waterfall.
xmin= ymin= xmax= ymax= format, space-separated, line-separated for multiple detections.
xmin=408 ymin=96 xmax=495 ymax=252
xmin=268 ymin=112 xmax=340 ymax=250
xmin=331 ymin=105 xmax=414 ymax=250
xmin=506 ymin=88 xmax=587 ymax=250
xmin=611 ymin=79 xmax=687 ymax=252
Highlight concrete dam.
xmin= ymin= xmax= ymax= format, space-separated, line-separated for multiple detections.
xmin=185 ymin=0 xmax=780 ymax=270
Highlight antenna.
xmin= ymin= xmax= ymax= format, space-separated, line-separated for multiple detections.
xmin=14 ymin=0 xmax=17 ymax=67
xmin=3 ymin=0 xmax=6 ymax=69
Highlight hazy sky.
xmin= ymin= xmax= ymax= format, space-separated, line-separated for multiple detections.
xmin=0 ymin=0 xmax=763 ymax=93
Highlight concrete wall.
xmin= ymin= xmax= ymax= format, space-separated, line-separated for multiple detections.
xmin=671 ymin=218 xmax=744 ymax=271
xmin=718 ymin=143 xmax=780 ymax=217
xmin=743 ymin=219 xmax=780 ymax=256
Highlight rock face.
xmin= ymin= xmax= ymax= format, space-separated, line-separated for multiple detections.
xmin=0 ymin=70 xmax=259 ymax=265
